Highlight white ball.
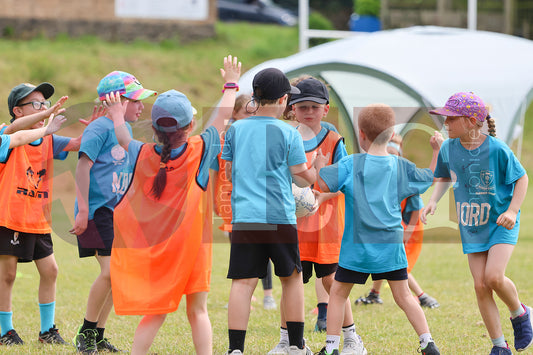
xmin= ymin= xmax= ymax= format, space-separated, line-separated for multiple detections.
xmin=292 ymin=183 xmax=316 ymax=218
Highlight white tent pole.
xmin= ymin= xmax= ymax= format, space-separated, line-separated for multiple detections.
xmin=299 ymin=0 xmax=310 ymax=51
xmin=468 ymin=0 xmax=477 ymax=30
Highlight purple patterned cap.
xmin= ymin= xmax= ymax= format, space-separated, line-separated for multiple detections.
xmin=97 ymin=71 xmax=157 ymax=101
xmin=429 ymin=92 xmax=488 ymax=122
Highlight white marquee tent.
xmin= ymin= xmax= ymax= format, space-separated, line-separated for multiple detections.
xmin=235 ymin=26 xmax=533 ymax=152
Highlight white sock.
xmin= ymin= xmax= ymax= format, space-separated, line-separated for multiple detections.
xmin=511 ymin=304 xmax=526 ymax=319
xmin=325 ymin=335 xmax=341 ymax=353
xmin=419 ymin=333 xmax=433 ymax=348
xmin=491 ymin=335 xmax=507 ymax=348
xmin=342 ymin=323 xmax=357 ymax=342
xmin=280 ymin=327 xmax=288 ymax=343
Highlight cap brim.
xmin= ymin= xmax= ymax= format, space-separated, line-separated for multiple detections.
xmin=289 ymin=86 xmax=300 ymax=95
xmin=289 ymin=96 xmax=328 ymax=105
xmin=34 ymin=83 xmax=55 ymax=99
xmin=429 ymin=107 xmax=463 ymax=116
xmin=123 ymin=88 xmax=158 ymax=101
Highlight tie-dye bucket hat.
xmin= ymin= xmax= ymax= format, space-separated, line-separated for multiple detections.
xmin=429 ymin=92 xmax=488 ymax=122
xmin=97 ymin=71 xmax=157 ymax=101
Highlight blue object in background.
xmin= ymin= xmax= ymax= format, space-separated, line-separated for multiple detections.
xmin=349 ymin=13 xmax=381 ymax=32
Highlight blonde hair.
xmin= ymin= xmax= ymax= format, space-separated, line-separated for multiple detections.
xmin=234 ymin=94 xmax=251 ymax=114
xmin=358 ymin=104 xmax=395 ymax=144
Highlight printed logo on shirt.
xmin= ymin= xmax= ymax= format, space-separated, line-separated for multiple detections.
xmin=112 ymin=172 xmax=132 ymax=195
xmin=111 ymin=145 xmax=126 ymax=165
xmin=456 ymin=202 xmax=491 ymax=227
xmin=10 ymin=232 xmax=20 ymax=245
xmin=479 ymin=170 xmax=495 ymax=191
xmin=16 ymin=166 xmax=48 ymax=199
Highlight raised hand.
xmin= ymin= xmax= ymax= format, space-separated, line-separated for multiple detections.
xmin=48 ymin=96 xmax=68 ymax=117
xmin=103 ymin=91 xmax=128 ymax=124
xmin=44 ymin=113 xmax=67 ymax=135
xmin=430 ymin=131 xmax=444 ymax=151
xmin=221 ymin=55 xmax=242 ymax=84
xmin=79 ymin=105 xmax=107 ymax=126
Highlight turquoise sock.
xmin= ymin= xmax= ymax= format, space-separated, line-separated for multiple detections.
xmin=39 ymin=302 xmax=55 ymax=334
xmin=491 ymin=335 xmax=507 ymax=348
xmin=0 ymin=311 xmax=13 ymax=336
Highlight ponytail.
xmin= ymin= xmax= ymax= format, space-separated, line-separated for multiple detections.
xmin=486 ymin=115 xmax=496 ymax=137
xmin=150 ymin=124 xmax=190 ymax=200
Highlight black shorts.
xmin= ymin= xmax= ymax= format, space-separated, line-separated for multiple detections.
xmin=227 ymin=223 xmax=302 ymax=279
xmin=335 ymin=266 xmax=408 ymax=284
xmin=302 ymin=261 xmax=337 ymax=284
xmin=0 ymin=227 xmax=54 ymax=263
xmin=77 ymin=207 xmax=114 ymax=258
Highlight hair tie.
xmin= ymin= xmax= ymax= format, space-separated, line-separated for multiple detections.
xmin=159 ymin=162 xmax=167 ymax=169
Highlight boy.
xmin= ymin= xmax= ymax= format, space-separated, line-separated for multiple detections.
xmin=0 ymin=82 xmax=74 ymax=346
xmin=315 ymin=104 xmax=441 ymax=355
xmin=222 ymin=68 xmax=316 ymax=355
xmin=70 ymin=71 xmax=156 ymax=354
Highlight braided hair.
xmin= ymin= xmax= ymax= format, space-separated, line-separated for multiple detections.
xmin=486 ymin=115 xmax=496 ymax=137
xmin=150 ymin=120 xmax=190 ymax=200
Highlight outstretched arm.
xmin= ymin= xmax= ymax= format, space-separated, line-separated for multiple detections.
xmin=205 ymin=55 xmax=242 ymax=133
xmin=420 ymin=177 xmax=452 ymax=224
xmin=104 ymin=92 xmax=131 ymax=151
xmin=63 ymin=105 xmax=107 ymax=152
xmin=4 ymin=96 xmax=68 ymax=134
xmin=429 ymin=131 xmax=444 ymax=172
xmin=69 ymin=153 xmax=94 ymax=236
xmin=8 ymin=114 xmax=67 ymax=148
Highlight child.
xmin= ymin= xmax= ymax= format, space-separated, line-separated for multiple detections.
xmin=0 ymin=81 xmax=86 ymax=346
xmin=222 ymin=68 xmax=316 ymax=355
xmin=315 ymin=103 xmax=441 ymax=355
xmin=70 ymin=71 xmax=157 ymax=353
xmin=355 ymin=134 xmax=440 ymax=309
xmin=213 ymin=93 xmax=277 ymax=310
xmin=269 ymin=77 xmax=366 ymax=355
xmin=107 ymin=55 xmax=241 ymax=355
xmin=421 ymin=92 xmax=531 ymax=355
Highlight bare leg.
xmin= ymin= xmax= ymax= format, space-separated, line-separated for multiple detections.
xmin=408 ymin=274 xmax=423 ymax=296
xmin=186 ymin=292 xmax=212 ymax=355
xmin=131 ymin=314 xmax=167 ymax=355
xmin=34 ymin=254 xmax=58 ymax=304
xmin=228 ymin=278 xmax=258 ymax=330
xmin=389 ymin=279 xmax=429 ymax=335
xmin=85 ymin=254 xmax=112 ymax=323
xmin=0 ymin=256 xmax=17 ymax=312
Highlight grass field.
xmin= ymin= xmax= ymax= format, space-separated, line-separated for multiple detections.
xmin=1 ymin=22 xmax=533 ymax=354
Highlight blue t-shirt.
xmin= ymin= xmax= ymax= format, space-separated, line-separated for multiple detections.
xmin=128 ymin=126 xmax=221 ymax=189
xmin=222 ymin=116 xmax=307 ymax=224
xmin=75 ymin=116 xmax=134 ymax=219
xmin=402 ymin=194 xmax=423 ymax=224
xmin=434 ymin=135 xmax=526 ymax=254
xmin=320 ymin=154 xmax=433 ymax=273
xmin=0 ymin=135 xmax=11 ymax=161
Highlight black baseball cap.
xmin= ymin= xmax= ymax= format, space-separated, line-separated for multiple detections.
xmin=252 ymin=68 xmax=300 ymax=100
xmin=289 ymin=78 xmax=329 ymax=105
xmin=8 ymin=82 xmax=54 ymax=118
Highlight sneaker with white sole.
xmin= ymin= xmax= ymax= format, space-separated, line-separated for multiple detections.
xmin=287 ymin=345 xmax=312 ymax=355
xmin=340 ymin=335 xmax=367 ymax=355
xmin=268 ymin=339 xmax=290 ymax=355
xmin=511 ymin=304 xmax=533 ymax=352
xmin=264 ymin=296 xmax=277 ymax=310
xmin=419 ymin=341 xmax=440 ymax=355
xmin=419 ymin=294 xmax=440 ymax=309
xmin=0 ymin=329 xmax=24 ymax=345
xmin=38 ymin=325 xmax=68 ymax=345
xmin=354 ymin=291 xmax=382 ymax=305
xmin=225 ymin=350 xmax=243 ymax=355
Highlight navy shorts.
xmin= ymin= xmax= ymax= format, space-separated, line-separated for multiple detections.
xmin=77 ymin=207 xmax=114 ymax=258
xmin=335 ymin=266 xmax=408 ymax=284
xmin=0 ymin=227 xmax=53 ymax=262
xmin=302 ymin=261 xmax=337 ymax=284
xmin=227 ymin=223 xmax=302 ymax=279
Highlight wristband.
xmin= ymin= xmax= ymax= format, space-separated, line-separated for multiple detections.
xmin=222 ymin=82 xmax=239 ymax=92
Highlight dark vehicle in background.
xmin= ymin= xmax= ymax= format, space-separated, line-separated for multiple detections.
xmin=217 ymin=0 xmax=298 ymax=26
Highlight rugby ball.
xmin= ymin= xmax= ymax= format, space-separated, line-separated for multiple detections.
xmin=292 ymin=183 xmax=316 ymax=218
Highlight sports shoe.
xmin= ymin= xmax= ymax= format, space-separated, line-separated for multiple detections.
xmin=489 ymin=342 xmax=512 ymax=355
xmin=287 ymin=344 xmax=312 ymax=355
xmin=511 ymin=304 xmax=533 ymax=351
xmin=264 ymin=296 xmax=277 ymax=310
xmin=316 ymin=347 xmax=339 ymax=355
xmin=354 ymin=291 xmax=383 ymax=305
xmin=39 ymin=325 xmax=68 ymax=344
xmin=73 ymin=326 xmax=97 ymax=354
xmin=268 ymin=339 xmax=290 ymax=354
xmin=225 ymin=350 xmax=243 ymax=355
xmin=419 ymin=294 xmax=440 ymax=309
xmin=315 ymin=318 xmax=327 ymax=332
xmin=97 ymin=337 xmax=122 ymax=352
xmin=0 ymin=329 xmax=24 ymax=345
xmin=340 ymin=335 xmax=367 ymax=355
xmin=418 ymin=341 xmax=440 ymax=355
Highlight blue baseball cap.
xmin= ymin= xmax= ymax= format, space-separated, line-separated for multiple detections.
xmin=151 ymin=90 xmax=195 ymax=132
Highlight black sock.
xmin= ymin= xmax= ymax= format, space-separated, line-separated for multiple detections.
xmin=96 ymin=327 xmax=105 ymax=342
xmin=228 ymin=329 xmax=246 ymax=353
xmin=80 ymin=319 xmax=97 ymax=333
xmin=286 ymin=321 xmax=305 ymax=349
xmin=317 ymin=302 xmax=328 ymax=321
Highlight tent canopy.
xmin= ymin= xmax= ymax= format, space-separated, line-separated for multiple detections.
xmin=236 ymin=26 xmax=533 ymax=149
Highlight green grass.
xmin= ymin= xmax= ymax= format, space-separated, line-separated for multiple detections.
xmin=1 ymin=22 xmax=533 ymax=354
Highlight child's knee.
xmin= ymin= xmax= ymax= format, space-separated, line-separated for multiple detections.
xmin=1 ymin=269 xmax=17 ymax=286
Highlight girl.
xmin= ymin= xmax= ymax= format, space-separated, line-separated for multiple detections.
xmin=106 ymin=55 xmax=241 ymax=355
xmin=422 ymin=92 xmax=531 ymax=355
